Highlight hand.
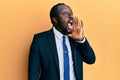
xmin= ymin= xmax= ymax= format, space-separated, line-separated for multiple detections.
xmin=68 ymin=17 xmax=84 ymax=41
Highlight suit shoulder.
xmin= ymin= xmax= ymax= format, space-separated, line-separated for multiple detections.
xmin=33 ymin=29 xmax=53 ymax=39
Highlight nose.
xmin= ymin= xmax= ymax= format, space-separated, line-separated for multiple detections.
xmin=69 ymin=13 xmax=73 ymax=18
xmin=69 ymin=15 xmax=73 ymax=20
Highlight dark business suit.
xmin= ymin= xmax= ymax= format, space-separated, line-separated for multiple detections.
xmin=28 ymin=28 xmax=96 ymax=80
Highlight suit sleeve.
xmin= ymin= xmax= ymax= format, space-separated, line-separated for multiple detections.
xmin=77 ymin=38 xmax=96 ymax=64
xmin=28 ymin=35 xmax=41 ymax=80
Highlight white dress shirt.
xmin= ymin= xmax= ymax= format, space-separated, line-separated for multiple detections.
xmin=53 ymin=27 xmax=85 ymax=80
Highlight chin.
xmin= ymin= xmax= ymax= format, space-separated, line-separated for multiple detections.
xmin=62 ymin=27 xmax=73 ymax=35
xmin=65 ymin=30 xmax=73 ymax=35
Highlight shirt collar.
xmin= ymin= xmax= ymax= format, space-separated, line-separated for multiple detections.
xmin=53 ymin=27 xmax=63 ymax=39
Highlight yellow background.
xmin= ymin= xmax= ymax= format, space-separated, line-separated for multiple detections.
xmin=0 ymin=0 xmax=120 ymax=80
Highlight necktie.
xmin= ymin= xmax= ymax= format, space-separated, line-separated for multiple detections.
xmin=62 ymin=36 xmax=70 ymax=80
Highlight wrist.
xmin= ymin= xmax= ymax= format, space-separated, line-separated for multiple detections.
xmin=77 ymin=36 xmax=85 ymax=41
xmin=76 ymin=37 xmax=86 ymax=43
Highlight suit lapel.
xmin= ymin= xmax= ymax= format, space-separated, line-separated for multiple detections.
xmin=47 ymin=29 xmax=77 ymax=78
xmin=47 ymin=29 xmax=60 ymax=75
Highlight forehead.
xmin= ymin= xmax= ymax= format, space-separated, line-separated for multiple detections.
xmin=57 ymin=5 xmax=72 ymax=13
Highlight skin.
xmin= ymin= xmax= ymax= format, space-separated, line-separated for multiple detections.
xmin=53 ymin=4 xmax=84 ymax=41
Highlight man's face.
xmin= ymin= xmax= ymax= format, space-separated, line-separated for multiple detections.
xmin=55 ymin=5 xmax=74 ymax=34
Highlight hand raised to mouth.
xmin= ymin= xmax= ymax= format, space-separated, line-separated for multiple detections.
xmin=68 ymin=17 xmax=84 ymax=41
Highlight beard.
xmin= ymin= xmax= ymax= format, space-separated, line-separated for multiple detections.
xmin=60 ymin=24 xmax=73 ymax=35
xmin=55 ymin=24 xmax=72 ymax=35
xmin=63 ymin=27 xmax=72 ymax=35
xmin=55 ymin=19 xmax=74 ymax=35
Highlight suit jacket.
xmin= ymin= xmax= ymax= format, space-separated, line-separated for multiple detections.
xmin=28 ymin=28 xmax=96 ymax=80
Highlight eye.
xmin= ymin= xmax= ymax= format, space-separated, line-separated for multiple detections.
xmin=62 ymin=12 xmax=73 ymax=17
xmin=62 ymin=12 xmax=68 ymax=16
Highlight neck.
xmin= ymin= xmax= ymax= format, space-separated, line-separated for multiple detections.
xmin=53 ymin=24 xmax=63 ymax=34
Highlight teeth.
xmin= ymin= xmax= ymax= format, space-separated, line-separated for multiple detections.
xmin=69 ymin=20 xmax=73 ymax=25
xmin=70 ymin=20 xmax=73 ymax=23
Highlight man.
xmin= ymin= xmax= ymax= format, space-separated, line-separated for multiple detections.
xmin=28 ymin=3 xmax=96 ymax=80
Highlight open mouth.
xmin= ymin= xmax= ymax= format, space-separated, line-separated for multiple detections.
xmin=66 ymin=19 xmax=74 ymax=33
xmin=68 ymin=19 xmax=73 ymax=25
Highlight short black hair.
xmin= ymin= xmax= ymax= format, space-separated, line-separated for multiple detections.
xmin=50 ymin=3 xmax=66 ymax=25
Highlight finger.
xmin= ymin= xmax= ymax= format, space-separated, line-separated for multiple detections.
xmin=72 ymin=17 xmax=76 ymax=25
xmin=74 ymin=16 xmax=78 ymax=27
xmin=76 ymin=17 xmax=78 ymax=26
xmin=77 ymin=18 xmax=81 ymax=28
xmin=81 ymin=20 xmax=84 ymax=29
xmin=79 ymin=20 xmax=83 ymax=28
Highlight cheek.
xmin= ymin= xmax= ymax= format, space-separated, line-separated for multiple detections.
xmin=60 ymin=18 xmax=69 ymax=26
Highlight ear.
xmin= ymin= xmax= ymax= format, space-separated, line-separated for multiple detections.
xmin=52 ymin=17 xmax=58 ymax=24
